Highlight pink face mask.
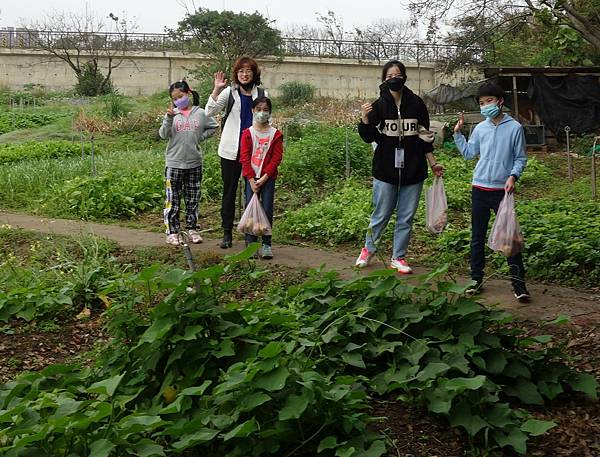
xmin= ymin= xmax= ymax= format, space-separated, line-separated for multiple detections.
xmin=174 ymin=95 xmax=190 ymax=110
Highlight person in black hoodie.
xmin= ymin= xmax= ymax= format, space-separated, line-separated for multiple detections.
xmin=355 ymin=60 xmax=443 ymax=273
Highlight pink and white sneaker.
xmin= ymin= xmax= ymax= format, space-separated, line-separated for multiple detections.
xmin=166 ymin=233 xmax=180 ymax=246
xmin=390 ymin=258 xmax=413 ymax=274
xmin=355 ymin=247 xmax=374 ymax=268
xmin=188 ymin=230 xmax=203 ymax=244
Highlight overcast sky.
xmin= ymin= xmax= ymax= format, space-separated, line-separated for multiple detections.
xmin=0 ymin=0 xmax=414 ymax=33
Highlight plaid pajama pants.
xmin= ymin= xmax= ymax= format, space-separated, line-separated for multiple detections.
xmin=164 ymin=166 xmax=202 ymax=235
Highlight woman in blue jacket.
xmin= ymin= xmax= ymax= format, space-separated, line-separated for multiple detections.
xmin=454 ymin=82 xmax=530 ymax=301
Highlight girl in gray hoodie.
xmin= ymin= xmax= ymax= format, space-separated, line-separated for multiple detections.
xmin=159 ymin=80 xmax=218 ymax=246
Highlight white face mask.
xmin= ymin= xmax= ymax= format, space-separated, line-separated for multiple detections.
xmin=253 ymin=111 xmax=270 ymax=124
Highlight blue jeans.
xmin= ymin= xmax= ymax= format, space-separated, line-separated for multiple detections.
xmin=244 ymin=178 xmax=275 ymax=246
xmin=471 ymin=188 xmax=526 ymax=287
xmin=365 ymin=178 xmax=423 ymax=259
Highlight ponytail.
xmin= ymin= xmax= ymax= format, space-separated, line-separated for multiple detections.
xmin=191 ymin=90 xmax=200 ymax=106
xmin=169 ymin=80 xmax=200 ymax=105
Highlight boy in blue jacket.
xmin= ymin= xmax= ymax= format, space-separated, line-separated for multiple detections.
xmin=454 ymin=83 xmax=530 ymax=301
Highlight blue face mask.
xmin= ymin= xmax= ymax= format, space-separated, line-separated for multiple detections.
xmin=480 ymin=102 xmax=501 ymax=119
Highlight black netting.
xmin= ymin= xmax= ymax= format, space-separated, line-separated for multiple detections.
xmin=528 ymin=74 xmax=600 ymax=136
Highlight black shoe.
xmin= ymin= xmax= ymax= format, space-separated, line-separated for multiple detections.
xmin=466 ymin=278 xmax=483 ymax=296
xmin=513 ymin=283 xmax=531 ymax=302
xmin=220 ymin=230 xmax=232 ymax=249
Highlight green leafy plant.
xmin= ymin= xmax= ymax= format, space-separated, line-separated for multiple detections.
xmin=75 ymin=61 xmax=114 ymax=96
xmin=0 ymin=111 xmax=61 ymax=135
xmin=0 ymin=232 xmax=121 ymax=322
xmin=279 ymin=81 xmax=316 ymax=106
xmin=279 ymin=181 xmax=372 ymax=244
xmin=279 ymin=125 xmax=371 ymax=194
xmin=45 ymin=171 xmax=164 ymax=219
xmin=101 ymin=93 xmax=131 ymax=119
xmin=1 ymin=258 xmax=597 ymax=456
xmin=0 ymin=140 xmax=91 ymax=165
xmin=517 ymin=199 xmax=600 ymax=284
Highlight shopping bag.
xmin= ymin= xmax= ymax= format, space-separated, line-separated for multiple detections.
xmin=487 ymin=192 xmax=524 ymax=257
xmin=237 ymin=193 xmax=272 ymax=236
xmin=425 ymin=176 xmax=448 ymax=234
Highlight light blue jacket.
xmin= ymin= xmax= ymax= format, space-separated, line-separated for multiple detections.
xmin=454 ymin=114 xmax=527 ymax=188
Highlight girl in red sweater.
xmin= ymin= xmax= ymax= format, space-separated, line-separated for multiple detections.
xmin=239 ymin=96 xmax=283 ymax=259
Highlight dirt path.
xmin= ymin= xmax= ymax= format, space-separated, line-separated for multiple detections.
xmin=2 ymin=210 xmax=599 ymax=323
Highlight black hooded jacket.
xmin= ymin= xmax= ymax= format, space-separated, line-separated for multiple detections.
xmin=358 ymin=84 xmax=433 ymax=185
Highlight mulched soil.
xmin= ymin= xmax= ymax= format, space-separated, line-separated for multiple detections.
xmin=373 ymin=401 xmax=467 ymax=456
xmin=0 ymin=317 xmax=105 ymax=383
xmin=374 ymin=322 xmax=600 ymax=457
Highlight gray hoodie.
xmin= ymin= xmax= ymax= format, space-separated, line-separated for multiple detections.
xmin=158 ymin=106 xmax=218 ymax=169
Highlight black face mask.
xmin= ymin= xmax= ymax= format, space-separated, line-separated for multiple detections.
xmin=386 ymin=77 xmax=405 ymax=92
xmin=240 ymin=81 xmax=254 ymax=91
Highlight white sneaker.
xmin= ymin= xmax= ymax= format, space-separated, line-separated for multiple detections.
xmin=188 ymin=230 xmax=203 ymax=244
xmin=165 ymin=234 xmax=180 ymax=246
xmin=260 ymin=244 xmax=273 ymax=259
xmin=390 ymin=258 xmax=413 ymax=274
xmin=355 ymin=247 xmax=374 ymax=268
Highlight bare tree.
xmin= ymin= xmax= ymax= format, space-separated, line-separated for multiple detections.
xmin=407 ymin=0 xmax=600 ymax=54
xmin=283 ymin=24 xmax=332 ymax=41
xmin=353 ymin=18 xmax=420 ymax=60
xmin=354 ymin=19 xmax=418 ymax=43
xmin=21 ymin=8 xmax=137 ymax=95
xmin=315 ymin=10 xmax=350 ymax=55
xmin=287 ymin=13 xmax=423 ymax=61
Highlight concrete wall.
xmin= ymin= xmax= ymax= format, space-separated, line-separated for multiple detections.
xmin=0 ymin=48 xmax=443 ymax=98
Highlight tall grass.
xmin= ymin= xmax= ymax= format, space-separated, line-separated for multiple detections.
xmin=0 ymin=147 xmax=164 ymax=213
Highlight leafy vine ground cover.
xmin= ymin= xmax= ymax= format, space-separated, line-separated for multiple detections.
xmin=1 ymin=246 xmax=597 ymax=456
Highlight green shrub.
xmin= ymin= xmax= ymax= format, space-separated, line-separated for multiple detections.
xmin=572 ymin=134 xmax=599 ymax=156
xmin=0 ymin=84 xmax=47 ymax=107
xmin=75 ymin=62 xmax=113 ymax=96
xmin=0 ymin=140 xmax=90 ymax=165
xmin=519 ymin=157 xmax=553 ymax=187
xmin=200 ymin=145 xmax=223 ymax=201
xmin=279 ymin=80 xmax=316 ymax=106
xmin=279 ymin=181 xmax=372 ymax=244
xmin=282 ymin=119 xmax=305 ymax=140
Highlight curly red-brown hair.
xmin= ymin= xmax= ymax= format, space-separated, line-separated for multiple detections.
xmin=232 ymin=56 xmax=262 ymax=86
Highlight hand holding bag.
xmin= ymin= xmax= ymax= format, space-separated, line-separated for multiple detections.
xmin=237 ymin=193 xmax=272 ymax=236
xmin=487 ymin=192 xmax=524 ymax=257
xmin=426 ymin=176 xmax=449 ymax=234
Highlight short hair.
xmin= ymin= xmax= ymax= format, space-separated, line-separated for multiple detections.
xmin=477 ymin=82 xmax=505 ymax=100
xmin=381 ymin=60 xmax=407 ymax=82
xmin=232 ymin=56 xmax=262 ymax=86
xmin=252 ymin=96 xmax=272 ymax=112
